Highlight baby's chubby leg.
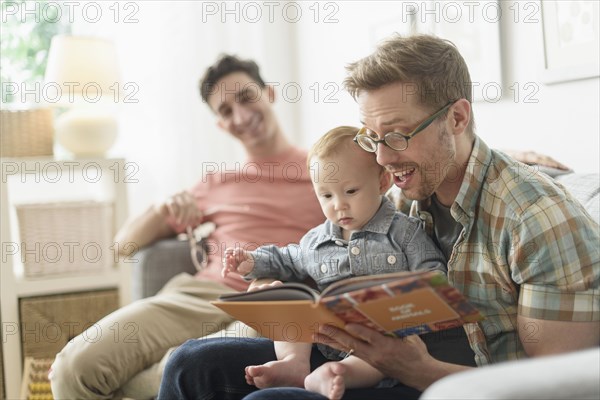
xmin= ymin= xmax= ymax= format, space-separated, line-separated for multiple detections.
xmin=245 ymin=341 xmax=311 ymax=388
xmin=304 ymin=355 xmax=384 ymax=400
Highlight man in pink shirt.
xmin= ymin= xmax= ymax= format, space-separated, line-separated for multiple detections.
xmin=49 ymin=55 xmax=325 ymax=399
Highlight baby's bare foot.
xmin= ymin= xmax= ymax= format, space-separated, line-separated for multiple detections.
xmin=305 ymin=362 xmax=346 ymax=400
xmin=245 ymin=358 xmax=310 ymax=388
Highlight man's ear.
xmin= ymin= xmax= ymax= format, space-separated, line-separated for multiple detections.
xmin=449 ymin=98 xmax=470 ymax=135
xmin=216 ymin=119 xmax=226 ymax=132
xmin=379 ymin=169 xmax=393 ymax=194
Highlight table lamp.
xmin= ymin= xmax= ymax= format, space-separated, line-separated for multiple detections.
xmin=44 ymin=35 xmax=121 ymax=157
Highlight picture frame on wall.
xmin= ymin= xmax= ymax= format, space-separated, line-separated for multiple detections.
xmin=540 ymin=0 xmax=600 ymax=84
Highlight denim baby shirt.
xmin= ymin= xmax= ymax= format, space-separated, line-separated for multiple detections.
xmin=246 ymin=196 xmax=446 ymax=291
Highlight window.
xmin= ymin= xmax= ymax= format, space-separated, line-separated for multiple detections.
xmin=1 ymin=1 xmax=71 ymax=104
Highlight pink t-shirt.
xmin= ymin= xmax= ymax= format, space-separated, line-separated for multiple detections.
xmin=168 ymin=147 xmax=324 ymax=291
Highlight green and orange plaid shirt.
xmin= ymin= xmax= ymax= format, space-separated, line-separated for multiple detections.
xmin=389 ymin=137 xmax=599 ymax=365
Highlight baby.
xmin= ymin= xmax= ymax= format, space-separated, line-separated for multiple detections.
xmin=222 ymin=126 xmax=446 ymax=399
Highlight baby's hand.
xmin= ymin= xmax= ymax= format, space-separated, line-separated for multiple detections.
xmin=222 ymin=248 xmax=255 ymax=278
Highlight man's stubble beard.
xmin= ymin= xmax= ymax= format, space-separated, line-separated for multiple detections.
xmin=413 ymin=126 xmax=456 ymax=201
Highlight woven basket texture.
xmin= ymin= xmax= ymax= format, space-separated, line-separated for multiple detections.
xmin=15 ymin=201 xmax=114 ymax=277
xmin=1 ymin=108 xmax=54 ymax=157
xmin=19 ymin=289 xmax=119 ymax=359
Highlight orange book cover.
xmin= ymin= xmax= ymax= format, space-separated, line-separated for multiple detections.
xmin=212 ymin=270 xmax=483 ymax=342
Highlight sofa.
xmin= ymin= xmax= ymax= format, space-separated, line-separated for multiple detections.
xmin=125 ymin=170 xmax=599 ymax=399
xmin=420 ymin=347 xmax=599 ymax=399
xmin=131 ymin=238 xmax=197 ymax=301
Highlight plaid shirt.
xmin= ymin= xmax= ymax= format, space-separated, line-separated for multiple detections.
xmin=389 ymin=137 xmax=600 ymax=365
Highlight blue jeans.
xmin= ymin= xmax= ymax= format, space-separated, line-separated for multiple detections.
xmin=157 ymin=337 xmax=422 ymax=400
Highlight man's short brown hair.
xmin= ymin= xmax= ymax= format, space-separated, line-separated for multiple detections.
xmin=199 ymin=54 xmax=266 ymax=103
xmin=344 ymin=34 xmax=474 ymax=132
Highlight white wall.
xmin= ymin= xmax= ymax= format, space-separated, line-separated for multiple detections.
xmin=73 ymin=1 xmax=599 ymax=216
xmin=293 ymin=1 xmax=417 ymax=147
xmin=74 ymin=1 xmax=299 ymax=213
xmin=475 ymin=0 xmax=599 ymax=173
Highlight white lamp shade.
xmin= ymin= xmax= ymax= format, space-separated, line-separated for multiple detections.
xmin=44 ymin=35 xmax=120 ymax=104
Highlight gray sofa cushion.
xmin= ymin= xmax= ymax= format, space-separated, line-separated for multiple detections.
xmin=131 ymin=239 xmax=196 ymax=300
xmin=556 ymin=173 xmax=600 ymax=224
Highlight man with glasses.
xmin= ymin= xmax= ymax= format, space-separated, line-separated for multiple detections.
xmin=353 ymin=100 xmax=455 ymax=153
xmin=49 ymin=54 xmax=325 ymax=399
xmin=158 ymin=34 xmax=599 ymax=400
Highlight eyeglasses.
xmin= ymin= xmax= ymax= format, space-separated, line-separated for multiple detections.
xmin=353 ymin=101 xmax=455 ymax=153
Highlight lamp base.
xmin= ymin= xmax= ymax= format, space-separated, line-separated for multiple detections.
xmin=55 ymin=108 xmax=117 ymax=157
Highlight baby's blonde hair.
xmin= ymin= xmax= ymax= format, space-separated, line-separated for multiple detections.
xmin=308 ymin=126 xmax=391 ymax=192
xmin=307 ymin=126 xmax=359 ymax=165
xmin=308 ymin=126 xmax=384 ymax=172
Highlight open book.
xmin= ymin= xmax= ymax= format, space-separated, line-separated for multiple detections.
xmin=212 ymin=270 xmax=483 ymax=342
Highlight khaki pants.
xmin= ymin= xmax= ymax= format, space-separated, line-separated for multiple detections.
xmin=49 ymin=273 xmax=258 ymax=399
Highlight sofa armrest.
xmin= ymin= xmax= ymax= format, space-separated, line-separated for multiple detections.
xmin=420 ymin=347 xmax=600 ymax=399
xmin=131 ymin=238 xmax=197 ymax=301
xmin=555 ymin=173 xmax=600 ymax=224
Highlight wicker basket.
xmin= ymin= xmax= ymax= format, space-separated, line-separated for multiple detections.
xmin=15 ymin=201 xmax=114 ymax=277
xmin=0 ymin=108 xmax=54 ymax=157
xmin=19 ymin=289 xmax=119 ymax=360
